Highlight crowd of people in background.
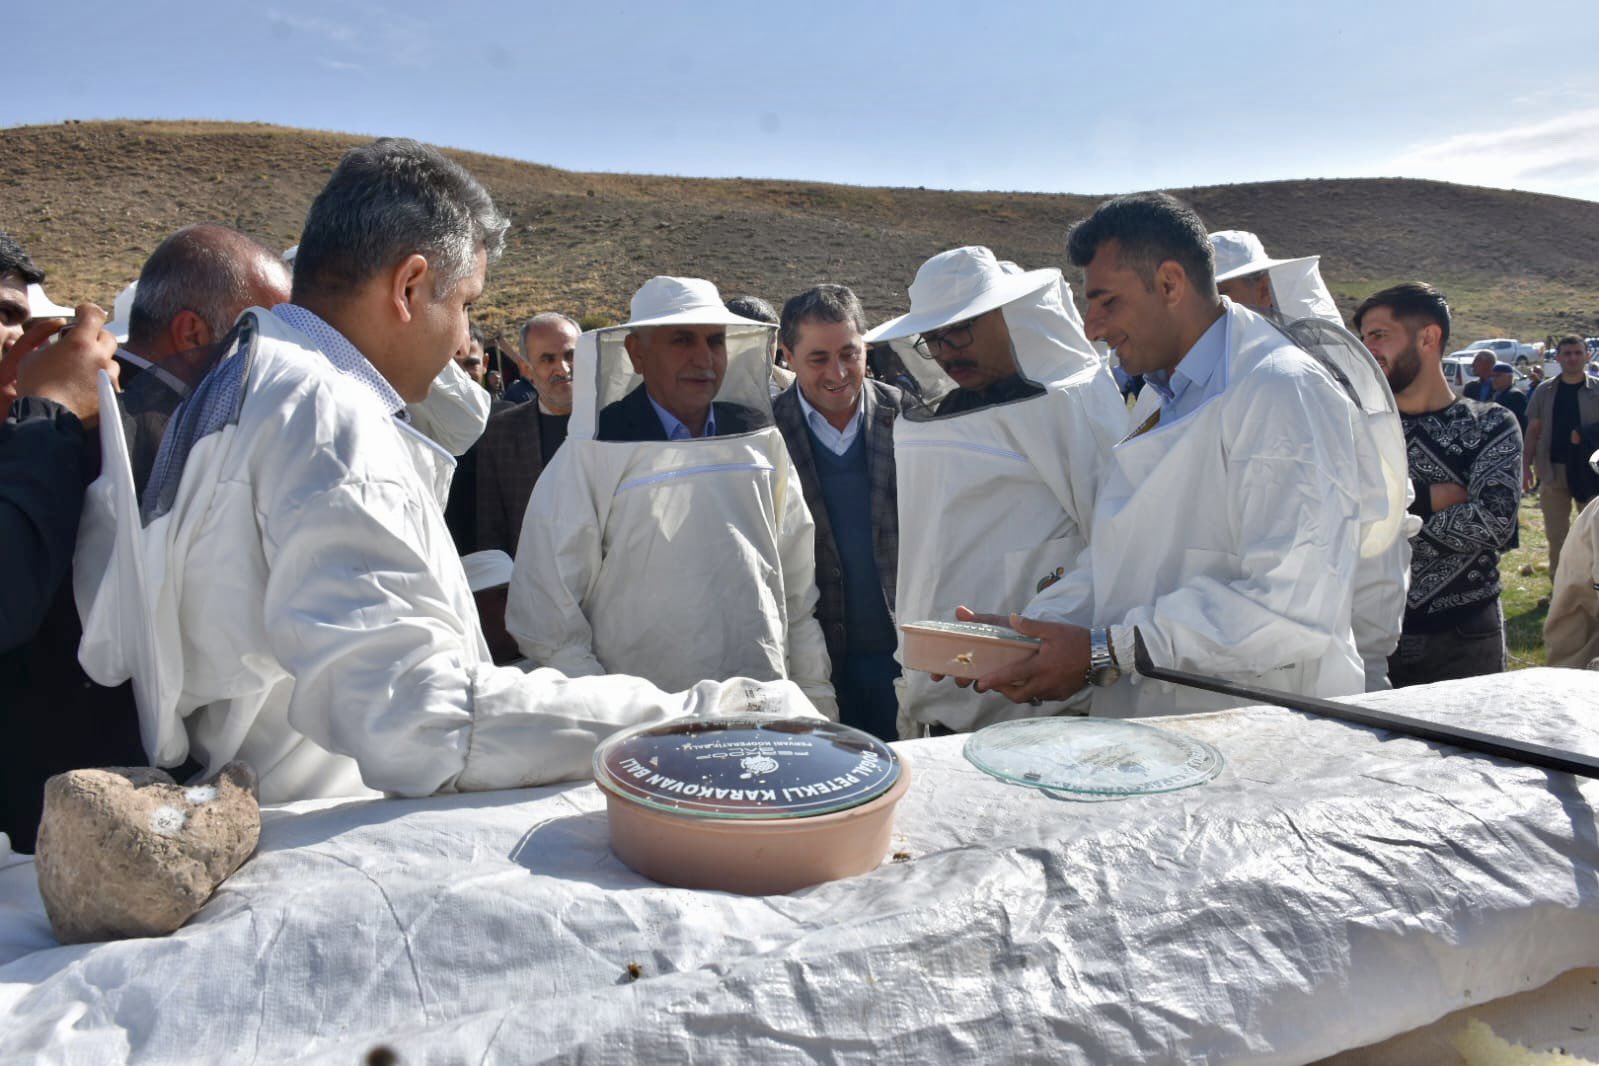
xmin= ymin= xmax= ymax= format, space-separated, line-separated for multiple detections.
xmin=4 ymin=136 xmax=1597 ymax=855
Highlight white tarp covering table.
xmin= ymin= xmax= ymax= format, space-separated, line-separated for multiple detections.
xmin=3 ymin=668 xmax=1598 ymax=1064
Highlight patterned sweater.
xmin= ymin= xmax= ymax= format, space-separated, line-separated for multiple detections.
xmin=1399 ymin=398 xmax=1523 ymax=632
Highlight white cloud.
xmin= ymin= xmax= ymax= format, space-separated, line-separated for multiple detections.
xmin=265 ymin=10 xmax=359 ymax=45
xmin=1386 ymin=108 xmax=1599 ymax=201
xmin=264 ymin=4 xmax=428 ymax=68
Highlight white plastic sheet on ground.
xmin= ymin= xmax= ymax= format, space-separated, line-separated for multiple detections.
xmin=3 ymin=668 xmax=1598 ymax=1064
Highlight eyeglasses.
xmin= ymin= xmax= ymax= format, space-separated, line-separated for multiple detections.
xmin=912 ymin=319 xmax=976 ymax=359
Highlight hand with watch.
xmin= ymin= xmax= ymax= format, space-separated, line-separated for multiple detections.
xmin=953 ymin=607 xmax=1122 ymax=705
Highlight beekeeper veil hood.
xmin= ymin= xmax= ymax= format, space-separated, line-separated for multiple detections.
xmin=1209 ymin=231 xmax=1405 ymax=556
xmin=864 ymin=246 xmax=1103 ymax=421
xmin=570 ymin=276 xmax=776 ymax=442
xmin=1211 ymin=229 xmax=1340 ymax=325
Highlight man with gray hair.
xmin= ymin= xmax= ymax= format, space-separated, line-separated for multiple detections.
xmin=125 ymin=224 xmax=291 ymax=374
xmin=503 ymin=311 xmax=578 ymax=406
xmin=117 ymin=224 xmax=292 ymax=492
xmin=507 ymin=275 xmax=835 ymax=716
xmin=474 ymin=310 xmax=580 ymax=554
xmin=78 ymin=138 xmax=816 ymax=805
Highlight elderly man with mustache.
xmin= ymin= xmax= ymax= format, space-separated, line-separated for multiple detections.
xmin=506 ymin=276 xmax=838 ymax=717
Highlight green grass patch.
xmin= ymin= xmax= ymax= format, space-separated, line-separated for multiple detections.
xmin=1501 ymin=494 xmax=1552 ymax=669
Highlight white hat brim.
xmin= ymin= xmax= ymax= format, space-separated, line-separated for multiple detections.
xmin=25 ymin=284 xmax=75 ymax=320
xmin=864 ymin=267 xmax=1056 ymax=343
xmin=622 ymin=307 xmax=773 ymax=330
xmin=1214 ymin=253 xmax=1319 ymax=285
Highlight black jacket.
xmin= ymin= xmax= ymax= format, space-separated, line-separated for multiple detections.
xmin=0 ymin=398 xmax=88 ymax=650
xmin=596 ymin=385 xmax=767 ymax=442
xmin=0 ymin=398 xmax=149 ymax=852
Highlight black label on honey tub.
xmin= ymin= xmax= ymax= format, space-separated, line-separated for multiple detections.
xmin=594 ymin=717 xmax=901 ymax=819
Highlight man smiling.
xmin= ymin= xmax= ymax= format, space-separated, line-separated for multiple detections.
xmin=596 ymin=305 xmax=764 ymax=441
xmin=507 ymin=276 xmax=835 ymax=716
xmin=966 ymin=193 xmax=1368 ymax=717
xmin=515 ymin=312 xmax=578 ymax=411
xmin=772 ymin=285 xmax=903 ymax=739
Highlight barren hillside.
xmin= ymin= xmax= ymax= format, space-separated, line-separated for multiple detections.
xmin=3 ymin=120 xmax=1595 ymax=346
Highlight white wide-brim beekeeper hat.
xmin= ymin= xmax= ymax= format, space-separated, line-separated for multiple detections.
xmin=25 ymin=283 xmax=75 ymax=320
xmin=864 ymin=246 xmax=1057 ymax=343
xmin=1210 ymin=229 xmax=1317 ymax=283
xmin=103 ymin=281 xmax=138 ymax=342
xmin=623 ymin=276 xmax=770 ymax=330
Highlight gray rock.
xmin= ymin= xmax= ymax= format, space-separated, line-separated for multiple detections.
xmin=34 ymin=762 xmax=260 ymax=944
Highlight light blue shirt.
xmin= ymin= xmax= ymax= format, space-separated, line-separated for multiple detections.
xmin=795 ymin=387 xmax=864 ymax=456
xmin=647 ymin=391 xmax=716 ymax=440
xmin=272 ymin=303 xmax=408 ymax=420
xmin=1144 ymin=312 xmax=1227 ymax=423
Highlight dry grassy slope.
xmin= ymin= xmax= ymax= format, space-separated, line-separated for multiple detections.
xmin=3 ymin=119 xmax=1597 ymax=345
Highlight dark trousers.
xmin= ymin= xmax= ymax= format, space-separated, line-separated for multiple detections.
xmin=835 ymin=651 xmax=900 ymax=743
xmin=1387 ymin=600 xmax=1506 ymax=689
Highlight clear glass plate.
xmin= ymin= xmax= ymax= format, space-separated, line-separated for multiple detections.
xmin=964 ymin=717 xmax=1224 ymax=798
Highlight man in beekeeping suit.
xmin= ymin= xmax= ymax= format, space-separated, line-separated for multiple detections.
xmin=864 ymin=246 xmax=1128 ymax=736
xmin=73 ymin=140 xmax=818 ymax=805
xmin=506 ymin=276 xmax=837 ymax=718
xmin=964 ymin=194 xmax=1370 ymax=717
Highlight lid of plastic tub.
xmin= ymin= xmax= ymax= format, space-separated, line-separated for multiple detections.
xmin=594 ymin=716 xmax=901 ymax=819
xmin=901 ymin=619 xmax=1042 ymax=647
xmin=964 ymin=717 xmax=1223 ymax=798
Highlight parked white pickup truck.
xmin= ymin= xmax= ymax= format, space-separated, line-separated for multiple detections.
xmin=1464 ymin=338 xmax=1541 ymax=366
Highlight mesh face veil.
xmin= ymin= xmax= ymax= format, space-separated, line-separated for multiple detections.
xmin=571 ymin=321 xmax=777 ymax=442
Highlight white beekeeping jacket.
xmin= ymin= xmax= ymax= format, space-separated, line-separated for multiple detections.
xmin=506 ymin=317 xmax=837 ymax=717
xmin=872 ymin=258 xmax=1128 ymax=734
xmin=73 ymin=308 xmax=821 ymax=804
xmin=407 ymin=356 xmax=492 ymax=457
xmin=1251 ymin=251 xmax=1414 ymax=689
xmin=1031 ymin=301 xmax=1368 ymax=716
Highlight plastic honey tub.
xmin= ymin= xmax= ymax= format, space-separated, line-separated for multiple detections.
xmin=900 ymin=619 xmax=1042 ymax=679
xmin=593 ymin=716 xmax=910 ymax=895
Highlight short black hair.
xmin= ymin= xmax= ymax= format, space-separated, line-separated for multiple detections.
xmin=725 ymin=294 xmax=777 ymax=325
xmin=1353 ymin=282 xmax=1451 ymax=349
xmin=0 ymin=231 xmax=45 ymax=287
xmin=1065 ymin=192 xmax=1215 ymax=296
xmin=1557 ymin=334 xmax=1586 ymax=351
xmin=778 ymin=284 xmax=867 ymax=353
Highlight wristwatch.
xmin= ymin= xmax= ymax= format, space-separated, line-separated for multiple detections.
xmin=1086 ymin=627 xmax=1122 ymax=687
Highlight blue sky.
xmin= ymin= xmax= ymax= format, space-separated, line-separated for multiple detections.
xmin=13 ymin=0 xmax=1599 ymax=202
